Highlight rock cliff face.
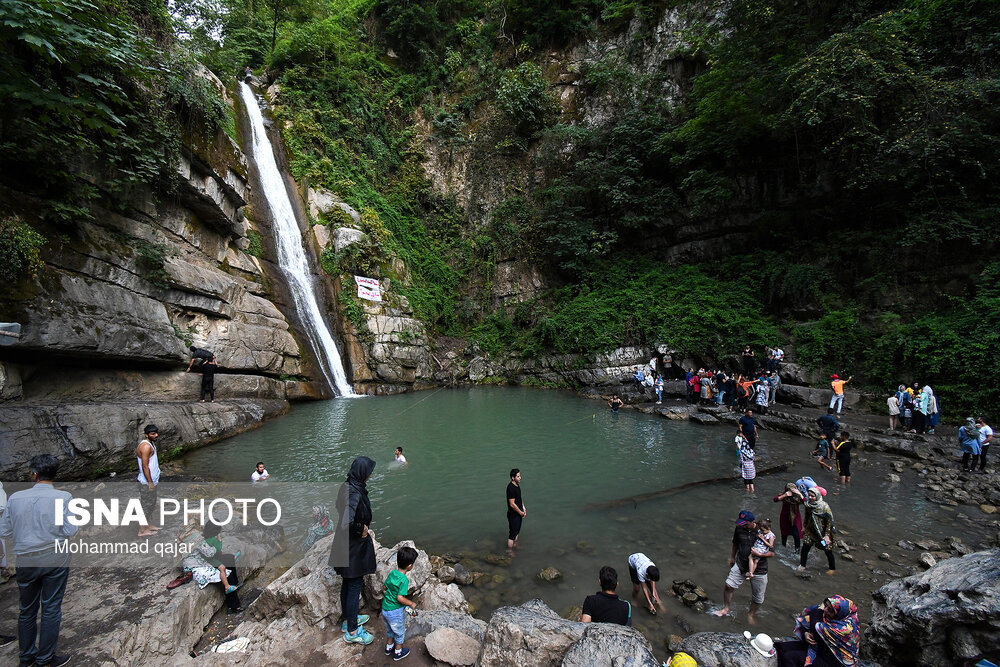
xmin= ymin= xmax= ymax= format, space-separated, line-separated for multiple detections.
xmin=0 ymin=70 xmax=324 ymax=479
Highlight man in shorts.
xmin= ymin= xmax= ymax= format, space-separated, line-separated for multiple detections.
xmin=712 ymin=510 xmax=773 ymax=625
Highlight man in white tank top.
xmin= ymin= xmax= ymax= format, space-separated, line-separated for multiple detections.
xmin=136 ymin=424 xmax=162 ymax=538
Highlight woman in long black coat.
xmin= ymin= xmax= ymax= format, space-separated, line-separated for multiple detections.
xmin=329 ymin=456 xmax=377 ymax=643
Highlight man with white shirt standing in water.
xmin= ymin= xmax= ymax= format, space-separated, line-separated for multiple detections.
xmin=136 ymin=424 xmax=162 ymax=538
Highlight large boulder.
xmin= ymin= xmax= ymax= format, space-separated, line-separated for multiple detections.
xmin=425 ymin=627 xmax=481 ymax=666
xmin=364 ymin=539 xmax=433 ymax=604
xmin=477 ymin=599 xmax=585 ymax=666
xmin=407 ymin=610 xmax=487 ymax=641
xmin=677 ymin=632 xmax=775 ymax=667
xmin=561 ymin=622 xmax=659 ymax=667
xmin=420 ymin=581 xmax=471 ymax=614
xmin=865 ymin=548 xmax=1000 ymax=665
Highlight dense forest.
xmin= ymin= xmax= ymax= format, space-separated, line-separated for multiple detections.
xmin=2 ymin=0 xmax=999 ymax=415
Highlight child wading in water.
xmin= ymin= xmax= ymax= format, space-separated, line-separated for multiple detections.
xmin=812 ymin=435 xmax=834 ymax=471
xmin=746 ymin=518 xmax=774 ymax=579
xmin=382 ymin=546 xmax=419 ymax=661
xmin=737 ymin=432 xmax=756 ymax=492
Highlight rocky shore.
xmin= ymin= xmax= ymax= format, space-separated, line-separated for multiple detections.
xmin=2 ymin=524 xmax=995 ymax=666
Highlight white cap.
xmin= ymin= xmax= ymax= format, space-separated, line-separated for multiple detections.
xmin=744 ymin=630 xmax=776 ymax=657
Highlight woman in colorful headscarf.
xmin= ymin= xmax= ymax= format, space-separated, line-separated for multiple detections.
xmin=775 ymin=595 xmax=860 ymax=667
xmin=302 ymin=505 xmax=333 ymax=551
xmin=797 ymin=487 xmax=836 ymax=573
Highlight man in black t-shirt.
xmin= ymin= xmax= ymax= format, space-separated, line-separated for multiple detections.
xmin=580 ymin=566 xmax=631 ymax=626
xmin=712 ymin=510 xmax=773 ymax=625
xmin=738 ymin=410 xmax=759 ymax=450
xmin=506 ymin=469 xmax=525 ymax=550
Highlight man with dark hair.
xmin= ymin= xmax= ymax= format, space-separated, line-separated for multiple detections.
xmin=251 ymin=462 xmax=269 ymax=482
xmin=713 ymin=509 xmax=773 ymax=625
xmin=977 ymin=416 xmax=993 ymax=472
xmin=739 ymin=409 xmax=759 ymax=450
xmin=580 ymin=566 xmax=631 ymax=626
xmin=506 ymin=469 xmax=526 ymax=550
xmin=0 ymin=455 xmax=77 ymax=667
xmin=185 ymin=345 xmax=216 ymax=372
xmin=627 ymin=552 xmax=664 ymax=615
xmin=136 ymin=424 xmax=162 ymax=538
xmin=816 ymin=408 xmax=839 ymax=442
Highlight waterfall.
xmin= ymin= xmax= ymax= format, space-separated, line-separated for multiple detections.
xmin=239 ymin=82 xmax=356 ymax=397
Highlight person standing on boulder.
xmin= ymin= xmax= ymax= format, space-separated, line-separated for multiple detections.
xmin=185 ymin=345 xmax=216 ymax=372
xmin=329 ymin=456 xmax=377 ymax=645
xmin=506 ymin=469 xmax=526 ymax=551
xmin=0 ymin=455 xmax=77 ymax=667
xmin=976 ymin=416 xmax=993 ymax=473
xmin=712 ymin=510 xmax=772 ymax=625
xmin=959 ymin=418 xmax=981 ymax=472
xmin=136 ymin=424 xmax=162 ymax=538
xmin=828 ymin=375 xmax=852 ymax=414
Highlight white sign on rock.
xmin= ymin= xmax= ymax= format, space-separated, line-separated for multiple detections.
xmin=354 ymin=275 xmax=383 ymax=302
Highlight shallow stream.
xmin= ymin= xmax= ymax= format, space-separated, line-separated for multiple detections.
xmin=182 ymin=387 xmax=982 ymax=655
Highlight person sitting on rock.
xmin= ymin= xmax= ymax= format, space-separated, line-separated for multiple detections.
xmin=171 ymin=522 xmax=243 ymax=612
xmin=580 ymin=565 xmax=631 ymax=626
xmin=302 ymin=505 xmax=333 ymax=551
xmin=774 ymin=595 xmax=860 ymax=667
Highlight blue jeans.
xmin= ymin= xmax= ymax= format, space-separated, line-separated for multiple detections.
xmin=382 ymin=606 xmax=406 ymax=645
xmin=17 ymin=565 xmax=69 ymax=665
xmin=340 ymin=576 xmax=364 ymax=633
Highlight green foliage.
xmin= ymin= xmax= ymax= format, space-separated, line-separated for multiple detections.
xmin=794 ymin=310 xmax=871 ymax=376
xmin=0 ymin=216 xmax=46 ymax=282
xmin=246 ymin=229 xmax=265 ymax=258
xmin=172 ymin=323 xmax=196 ymax=346
xmin=496 ymin=62 xmax=561 ymax=137
xmin=135 ymin=239 xmax=172 ymax=289
xmin=339 ymin=286 xmax=369 ymax=338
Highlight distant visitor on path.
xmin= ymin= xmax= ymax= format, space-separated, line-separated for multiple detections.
xmin=959 ymin=417 xmax=981 ymax=472
xmin=742 ymin=345 xmax=755 ymax=376
xmin=627 ymin=552 xmax=664 ymax=615
xmin=887 ymin=393 xmax=900 ymax=430
xmin=251 ymin=462 xmax=269 ymax=482
xmin=976 ymin=416 xmax=992 ymax=473
xmin=394 ymin=447 xmax=407 ymax=465
xmin=580 ymin=565 xmax=631 ymax=626
xmin=198 ymin=356 xmax=217 ymax=402
xmin=773 ymin=483 xmax=804 ymax=550
xmin=244 ymin=66 xmax=252 ymax=82
xmin=713 ymin=509 xmax=772 ymax=625
xmin=136 ymin=424 xmax=162 ymax=538
xmin=828 ymin=375 xmax=852 ymax=414
xmin=0 ymin=455 xmax=76 ymax=667
xmin=608 ymin=394 xmax=624 ymax=413
xmin=798 ymin=488 xmax=836 ymax=574
xmin=186 ymin=345 xmax=216 ymax=372
xmin=775 ymin=595 xmax=860 ymax=667
xmin=506 ymin=469 xmax=526 ymax=550
xmin=329 ymin=456 xmax=377 ymax=645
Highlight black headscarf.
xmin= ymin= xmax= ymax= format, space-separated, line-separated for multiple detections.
xmin=330 ymin=456 xmax=377 ymax=577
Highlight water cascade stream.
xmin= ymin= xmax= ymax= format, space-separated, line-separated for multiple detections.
xmin=239 ymin=82 xmax=355 ymax=396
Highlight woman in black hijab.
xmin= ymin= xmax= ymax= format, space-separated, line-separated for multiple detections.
xmin=329 ymin=456 xmax=377 ymax=644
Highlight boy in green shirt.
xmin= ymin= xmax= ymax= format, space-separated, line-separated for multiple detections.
xmin=382 ymin=546 xmax=419 ymax=661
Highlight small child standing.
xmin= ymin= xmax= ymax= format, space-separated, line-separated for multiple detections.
xmin=747 ymin=518 xmax=775 ymax=579
xmin=737 ymin=432 xmax=756 ymax=492
xmin=812 ymin=436 xmax=834 ymax=471
xmin=382 ymin=546 xmax=419 ymax=661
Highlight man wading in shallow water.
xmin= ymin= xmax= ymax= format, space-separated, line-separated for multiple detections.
xmin=506 ymin=469 xmax=526 ymax=552
xmin=713 ymin=510 xmax=773 ymax=625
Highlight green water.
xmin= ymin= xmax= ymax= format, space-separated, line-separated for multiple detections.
xmin=182 ymin=387 xmax=980 ymax=655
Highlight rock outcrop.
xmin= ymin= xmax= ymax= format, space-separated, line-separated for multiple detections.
xmin=676 ymin=632 xmax=775 ymax=667
xmin=865 ymin=548 xmax=1000 ymax=666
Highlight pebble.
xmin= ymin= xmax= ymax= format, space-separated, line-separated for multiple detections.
xmin=887 ymin=473 xmax=901 ymax=483
xmin=879 ymin=553 xmax=891 ymax=561
xmin=981 ymin=505 xmax=997 ymax=515
xmin=842 ymin=553 xmax=855 ymax=562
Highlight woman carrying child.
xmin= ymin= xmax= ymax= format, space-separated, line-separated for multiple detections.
xmin=737 ymin=432 xmax=756 ymax=493
xmin=746 ymin=518 xmax=774 ymax=579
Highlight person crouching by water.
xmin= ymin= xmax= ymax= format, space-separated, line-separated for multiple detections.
xmin=329 ymin=456 xmax=377 ymax=645
xmin=608 ymin=394 xmax=624 ymax=413
xmin=797 ymin=487 xmax=836 ymax=575
xmin=506 ymin=469 xmax=526 ymax=551
xmin=173 ymin=522 xmax=244 ymax=612
xmin=0 ymin=455 xmax=77 ymax=667
xmin=627 ymin=552 xmax=664 ymax=615
xmin=774 ymin=595 xmax=860 ymax=667
xmin=580 ymin=566 xmax=631 ymax=626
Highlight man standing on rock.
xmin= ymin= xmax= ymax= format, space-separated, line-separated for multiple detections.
xmin=136 ymin=424 xmax=162 ymax=538
xmin=977 ymin=416 xmax=993 ymax=473
xmin=506 ymin=469 xmax=526 ymax=551
xmin=739 ymin=409 xmax=759 ymax=451
xmin=0 ymin=455 xmax=77 ymax=667
xmin=829 ymin=374 xmax=852 ymax=414
xmin=713 ymin=510 xmax=772 ymax=625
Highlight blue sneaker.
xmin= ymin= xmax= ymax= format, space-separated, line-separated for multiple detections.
xmin=393 ymin=647 xmax=410 ymax=661
xmin=385 ymin=644 xmax=394 ymax=656
xmin=341 ymin=614 xmax=370 ymax=632
xmin=344 ymin=628 xmax=374 ymax=645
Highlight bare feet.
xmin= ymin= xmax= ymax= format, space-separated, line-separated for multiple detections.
xmin=748 ymin=614 xmax=757 ymax=626
xmin=712 ymin=608 xmax=730 ymax=617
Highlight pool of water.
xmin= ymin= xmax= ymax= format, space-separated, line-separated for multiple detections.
xmin=181 ymin=387 xmax=981 ymax=655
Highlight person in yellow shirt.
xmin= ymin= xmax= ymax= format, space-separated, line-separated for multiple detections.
xmin=829 ymin=374 xmax=853 ymax=414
